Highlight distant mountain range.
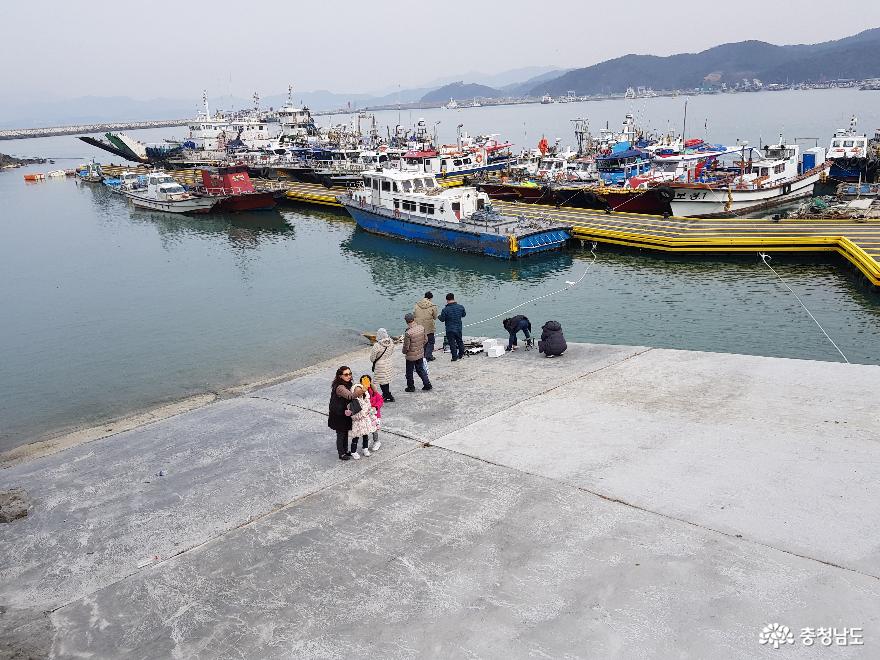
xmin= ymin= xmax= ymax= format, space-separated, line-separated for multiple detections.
xmin=535 ymin=28 xmax=880 ymax=95
xmin=3 ymin=28 xmax=879 ymax=129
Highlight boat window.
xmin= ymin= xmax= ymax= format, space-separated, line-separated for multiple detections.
xmin=760 ymin=167 xmax=769 ymax=176
xmin=402 ymin=200 xmax=416 ymax=211
xmin=453 ymin=159 xmax=462 ymax=166
xmin=452 ymin=202 xmax=461 ymax=212
xmin=402 ymin=180 xmax=412 ymax=192
xmin=393 ymin=199 xmax=399 ymax=209
xmin=427 ymin=204 xmax=435 ymax=215
xmin=832 ymin=140 xmax=841 ymax=147
xmin=363 ymin=177 xmax=371 ymax=188
xmin=774 ymin=164 xmax=785 ymax=174
xmin=463 ymin=158 xmax=471 ymax=165
xmin=844 ymin=140 xmax=854 ymax=147
xmin=425 ymin=178 xmax=437 ymax=189
xmin=413 ymin=179 xmax=425 ymax=192
xmin=392 ymin=182 xmax=399 ymax=192
xmin=382 ymin=181 xmax=391 ymax=192
xmin=477 ymin=199 xmax=485 ymax=210
xmin=419 ymin=203 xmax=428 ymax=213
xmin=372 ymin=179 xmax=379 ymax=190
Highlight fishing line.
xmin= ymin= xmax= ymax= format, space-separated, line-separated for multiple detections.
xmin=758 ymin=252 xmax=849 ymax=363
xmin=462 ymin=242 xmax=598 ymax=329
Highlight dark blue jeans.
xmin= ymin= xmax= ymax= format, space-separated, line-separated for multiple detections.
xmin=507 ymin=319 xmax=531 ymax=350
xmin=446 ymin=331 xmax=465 ymax=359
xmin=405 ymin=359 xmax=431 ymax=389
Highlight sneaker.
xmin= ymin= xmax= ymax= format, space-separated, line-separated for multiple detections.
xmin=362 ymin=448 xmax=371 ymax=457
xmin=350 ymin=452 xmax=361 ymax=460
xmin=404 ymin=386 xmax=416 ymax=392
xmin=383 ymin=394 xmax=395 ymax=402
xmin=339 ymin=454 xmax=351 ymax=461
xmin=372 ymin=440 xmax=382 ymax=451
xmin=426 ymin=356 xmax=436 ymax=361
xmin=422 ymin=385 xmax=432 ymax=391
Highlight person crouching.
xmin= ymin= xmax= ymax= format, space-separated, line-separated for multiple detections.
xmin=538 ymin=320 xmax=567 ymax=358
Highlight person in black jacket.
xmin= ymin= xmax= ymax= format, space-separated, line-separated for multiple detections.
xmin=538 ymin=320 xmax=567 ymax=358
xmin=328 ymin=366 xmax=357 ymax=460
xmin=502 ymin=315 xmax=532 ymax=351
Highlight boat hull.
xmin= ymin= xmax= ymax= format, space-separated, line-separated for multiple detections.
xmin=553 ymin=186 xmax=674 ymax=215
xmin=668 ymin=169 xmax=824 ymax=218
xmin=211 ymin=191 xmax=278 ymax=212
xmin=829 ymin=158 xmax=880 ymax=183
xmin=476 ymin=182 xmax=555 ymax=204
xmin=341 ymin=204 xmax=569 ymax=259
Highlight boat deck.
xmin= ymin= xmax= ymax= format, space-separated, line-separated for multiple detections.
xmin=276 ymin=181 xmax=880 ymax=287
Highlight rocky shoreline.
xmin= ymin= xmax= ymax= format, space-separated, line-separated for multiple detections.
xmin=0 ymin=152 xmax=46 ymax=169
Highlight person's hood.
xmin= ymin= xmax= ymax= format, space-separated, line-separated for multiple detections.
xmin=416 ymin=299 xmax=436 ymax=309
xmin=377 ymin=337 xmax=394 ymax=347
xmin=542 ymin=320 xmax=562 ymax=331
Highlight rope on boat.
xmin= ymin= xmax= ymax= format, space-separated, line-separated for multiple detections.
xmin=758 ymin=252 xmax=849 ymax=363
xmin=462 ymin=242 xmax=598 ymax=329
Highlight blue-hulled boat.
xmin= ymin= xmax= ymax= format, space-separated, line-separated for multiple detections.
xmin=596 ymin=147 xmax=652 ymax=185
xmin=339 ymin=170 xmax=570 ymax=259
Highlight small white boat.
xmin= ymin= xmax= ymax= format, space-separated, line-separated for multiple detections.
xmin=124 ymin=171 xmax=218 ymax=214
xmin=46 ymin=169 xmax=67 ymax=178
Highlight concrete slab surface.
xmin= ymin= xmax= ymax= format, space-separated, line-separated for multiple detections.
xmin=1 ymin=342 xmax=878 ymax=658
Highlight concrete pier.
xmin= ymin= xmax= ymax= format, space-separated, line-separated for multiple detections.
xmin=1 ymin=343 xmax=878 ymax=658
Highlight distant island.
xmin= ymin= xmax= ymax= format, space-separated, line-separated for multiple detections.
xmin=0 ymin=153 xmax=46 ymax=169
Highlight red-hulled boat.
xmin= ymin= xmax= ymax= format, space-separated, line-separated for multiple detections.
xmin=199 ymin=165 xmax=278 ymax=211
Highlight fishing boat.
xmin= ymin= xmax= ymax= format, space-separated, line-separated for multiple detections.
xmin=197 ymin=165 xmax=278 ymax=211
xmin=596 ymin=148 xmax=653 ymax=185
xmin=826 ymin=116 xmax=879 ymax=183
xmin=339 ymin=169 xmax=570 ymax=258
xmin=124 ymin=171 xmax=218 ymax=214
xmin=77 ymin=161 xmax=104 ymax=183
xmin=665 ymin=139 xmax=829 ymax=218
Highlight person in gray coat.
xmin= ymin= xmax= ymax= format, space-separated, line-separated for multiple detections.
xmin=402 ymin=313 xmax=432 ymax=392
xmin=538 ymin=320 xmax=567 ymax=358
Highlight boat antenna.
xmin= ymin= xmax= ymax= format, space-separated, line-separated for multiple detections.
xmin=681 ymin=97 xmax=688 ymax=144
xmin=288 ymin=84 xmax=293 ymax=106
xmin=253 ymin=92 xmax=260 ymax=112
xmin=203 ymin=90 xmax=210 ymax=120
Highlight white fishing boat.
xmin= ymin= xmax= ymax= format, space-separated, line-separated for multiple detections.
xmin=666 ymin=138 xmax=828 ymax=218
xmin=443 ymin=98 xmax=459 ymax=110
xmin=124 ymin=172 xmax=218 ymax=214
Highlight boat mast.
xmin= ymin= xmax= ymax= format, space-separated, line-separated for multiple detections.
xmin=203 ymin=90 xmax=210 ymax=120
xmin=681 ymin=98 xmax=688 ymax=146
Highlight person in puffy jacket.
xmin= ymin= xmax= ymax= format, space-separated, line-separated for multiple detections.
xmin=502 ymin=314 xmax=532 ymax=351
xmin=413 ymin=291 xmax=439 ymax=361
xmin=402 ymin=313 xmax=432 ymax=392
xmin=369 ymin=328 xmax=395 ymax=402
xmin=538 ymin=320 xmax=567 ymax=358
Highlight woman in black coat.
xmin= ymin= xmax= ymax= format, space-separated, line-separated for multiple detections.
xmin=328 ymin=365 xmax=357 ymax=460
xmin=538 ymin=320 xmax=567 ymax=357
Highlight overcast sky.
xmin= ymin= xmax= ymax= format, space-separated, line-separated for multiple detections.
xmin=1 ymin=0 xmax=877 ymax=100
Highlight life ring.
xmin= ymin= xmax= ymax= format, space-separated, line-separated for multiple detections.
xmin=475 ymin=154 xmax=483 ymax=164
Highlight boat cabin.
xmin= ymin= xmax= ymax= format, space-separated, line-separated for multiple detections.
xmin=597 ymin=149 xmax=652 ymax=185
xmin=352 ymin=169 xmax=490 ymax=223
xmin=147 ymin=173 xmax=188 ymax=200
xmin=200 ymin=165 xmax=255 ymax=195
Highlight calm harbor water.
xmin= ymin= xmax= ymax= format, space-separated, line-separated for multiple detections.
xmin=2 ymin=89 xmax=879 ymax=452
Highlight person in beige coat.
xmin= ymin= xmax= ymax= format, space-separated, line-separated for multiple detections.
xmin=402 ymin=313 xmax=432 ymax=392
xmin=413 ymin=291 xmax=439 ymax=361
xmin=369 ymin=328 xmax=396 ymax=402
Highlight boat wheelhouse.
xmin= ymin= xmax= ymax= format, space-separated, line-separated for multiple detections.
xmin=596 ymin=148 xmax=652 ymax=185
xmin=339 ymin=169 xmax=570 ymax=258
xmin=827 ymin=116 xmax=878 ymax=183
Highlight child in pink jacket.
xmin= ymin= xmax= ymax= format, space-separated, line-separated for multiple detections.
xmin=362 ymin=375 xmax=384 ymax=451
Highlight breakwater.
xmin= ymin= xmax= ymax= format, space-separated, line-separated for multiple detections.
xmin=0 ymin=119 xmax=188 ymax=141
